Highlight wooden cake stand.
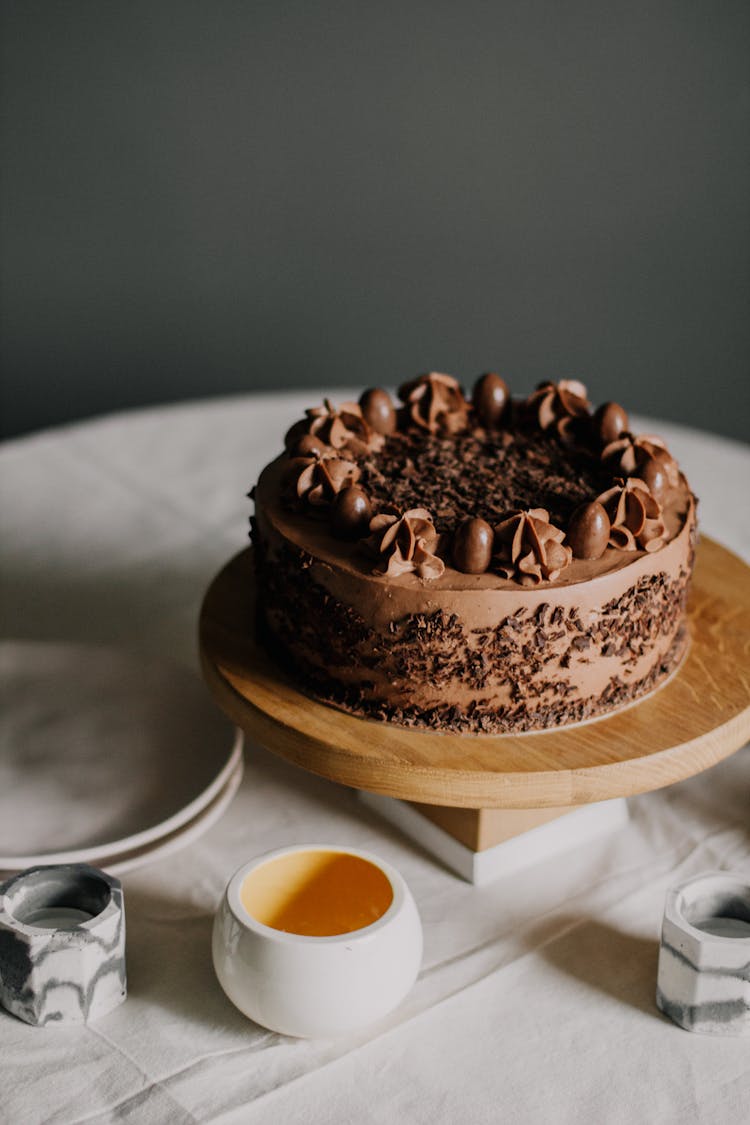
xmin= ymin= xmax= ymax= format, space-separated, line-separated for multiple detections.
xmin=199 ymin=538 xmax=750 ymax=883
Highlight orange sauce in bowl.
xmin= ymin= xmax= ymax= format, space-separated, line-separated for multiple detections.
xmin=240 ymin=850 xmax=394 ymax=936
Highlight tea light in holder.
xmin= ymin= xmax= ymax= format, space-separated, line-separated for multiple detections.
xmin=0 ymin=864 xmax=127 ymax=1027
xmin=656 ymin=871 xmax=750 ymax=1036
xmin=213 ymin=845 xmax=423 ymax=1037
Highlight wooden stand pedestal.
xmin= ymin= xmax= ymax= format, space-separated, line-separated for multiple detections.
xmin=199 ymin=538 xmax=750 ymax=883
xmin=358 ymin=793 xmax=630 ymax=884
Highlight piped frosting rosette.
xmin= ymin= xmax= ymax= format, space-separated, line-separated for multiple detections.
xmin=286 ymin=399 xmax=384 ymax=458
xmin=493 ymin=508 xmax=572 ymax=585
xmin=596 ymin=477 xmax=666 ymax=552
xmin=524 ymin=379 xmax=591 ymax=442
xmin=398 ymin=373 xmax=469 ymax=435
xmin=366 ymin=508 xmax=445 ymax=579
xmin=285 ymin=453 xmax=361 ymax=507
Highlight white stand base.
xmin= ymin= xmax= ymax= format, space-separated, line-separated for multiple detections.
xmin=359 ymin=792 xmax=630 ymax=885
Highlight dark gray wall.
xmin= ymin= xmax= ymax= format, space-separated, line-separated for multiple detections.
xmin=2 ymin=1 xmax=749 ymax=440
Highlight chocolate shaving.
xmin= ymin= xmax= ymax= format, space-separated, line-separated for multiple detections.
xmin=357 ymin=428 xmax=612 ymax=535
xmin=254 ymin=535 xmax=691 ymax=734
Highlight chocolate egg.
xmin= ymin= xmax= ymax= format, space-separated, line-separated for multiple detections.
xmin=566 ymin=502 xmax=610 ymax=560
xmin=332 ymin=487 xmax=372 ymax=540
xmin=639 ymin=458 xmax=667 ymax=502
xmin=650 ymin=445 xmax=677 ymax=478
xmin=592 ymin=402 xmax=629 ymax=446
xmin=452 ymin=518 xmax=494 ymax=574
xmin=359 ymin=388 xmax=396 ymax=435
xmin=293 ymin=433 xmax=327 ymax=458
xmin=472 ymin=373 xmax=510 ymax=429
xmin=284 ymin=419 xmax=309 ymax=451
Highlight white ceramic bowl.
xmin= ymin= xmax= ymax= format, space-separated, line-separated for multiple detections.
xmin=212 ymin=844 xmax=423 ymax=1037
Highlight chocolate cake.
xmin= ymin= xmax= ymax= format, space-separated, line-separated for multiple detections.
xmin=250 ymin=374 xmax=696 ymax=733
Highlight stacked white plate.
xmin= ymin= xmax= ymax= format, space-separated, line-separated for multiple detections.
xmin=0 ymin=642 xmax=243 ymax=878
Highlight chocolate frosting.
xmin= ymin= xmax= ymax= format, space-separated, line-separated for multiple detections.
xmin=602 ymin=432 xmax=679 ymax=487
xmin=596 ymin=477 xmax=666 ymax=552
xmin=293 ymin=433 xmax=331 ymax=459
xmin=302 ymin=399 xmax=384 ymax=456
xmin=398 ymin=372 xmax=469 ymax=434
xmin=365 ymin=508 xmax=445 ymax=580
xmin=276 ymin=377 xmax=693 ymax=590
xmin=287 ymin=453 xmax=361 ymax=507
xmin=493 ymin=508 xmax=573 ymax=585
xmin=253 ymin=452 xmax=696 ymax=732
xmin=525 ymin=379 xmax=591 ymax=442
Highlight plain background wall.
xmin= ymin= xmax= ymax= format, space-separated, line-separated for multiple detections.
xmin=1 ymin=1 xmax=748 ymax=441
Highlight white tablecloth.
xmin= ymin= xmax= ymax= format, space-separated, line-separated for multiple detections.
xmin=1 ymin=394 xmax=749 ymax=1125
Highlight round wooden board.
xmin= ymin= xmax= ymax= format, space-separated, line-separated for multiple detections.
xmin=199 ymin=537 xmax=750 ymax=809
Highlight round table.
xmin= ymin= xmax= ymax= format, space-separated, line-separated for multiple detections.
xmin=1 ymin=395 xmax=749 ymax=1124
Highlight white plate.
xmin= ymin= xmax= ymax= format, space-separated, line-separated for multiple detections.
xmin=104 ymin=754 xmax=244 ymax=875
xmin=0 ymin=641 xmax=242 ymax=868
xmin=0 ymin=756 xmax=244 ymax=880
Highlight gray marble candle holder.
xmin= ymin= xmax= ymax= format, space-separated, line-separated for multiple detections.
xmin=0 ymin=864 xmax=126 ymax=1027
xmin=656 ymin=871 xmax=750 ymax=1036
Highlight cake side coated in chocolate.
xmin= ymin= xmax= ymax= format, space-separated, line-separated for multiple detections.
xmin=251 ymin=375 xmax=697 ymax=734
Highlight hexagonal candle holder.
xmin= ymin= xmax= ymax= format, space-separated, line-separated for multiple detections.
xmin=0 ymin=864 xmax=126 ymax=1027
xmin=657 ymin=871 xmax=750 ymax=1036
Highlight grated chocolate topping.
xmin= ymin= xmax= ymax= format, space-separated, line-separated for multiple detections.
xmin=356 ymin=428 xmax=613 ymax=534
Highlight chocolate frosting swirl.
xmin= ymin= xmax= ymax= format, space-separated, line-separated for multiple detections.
xmin=596 ymin=477 xmax=666 ymax=552
xmin=524 ymin=379 xmax=591 ymax=442
xmin=602 ymin=432 xmax=679 ymax=487
xmin=398 ymin=372 xmax=469 ymax=434
xmin=366 ymin=507 xmax=445 ymax=580
xmin=493 ymin=508 xmax=572 ymax=585
xmin=303 ymin=399 xmax=385 ymax=456
xmin=287 ymin=453 xmax=361 ymax=507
